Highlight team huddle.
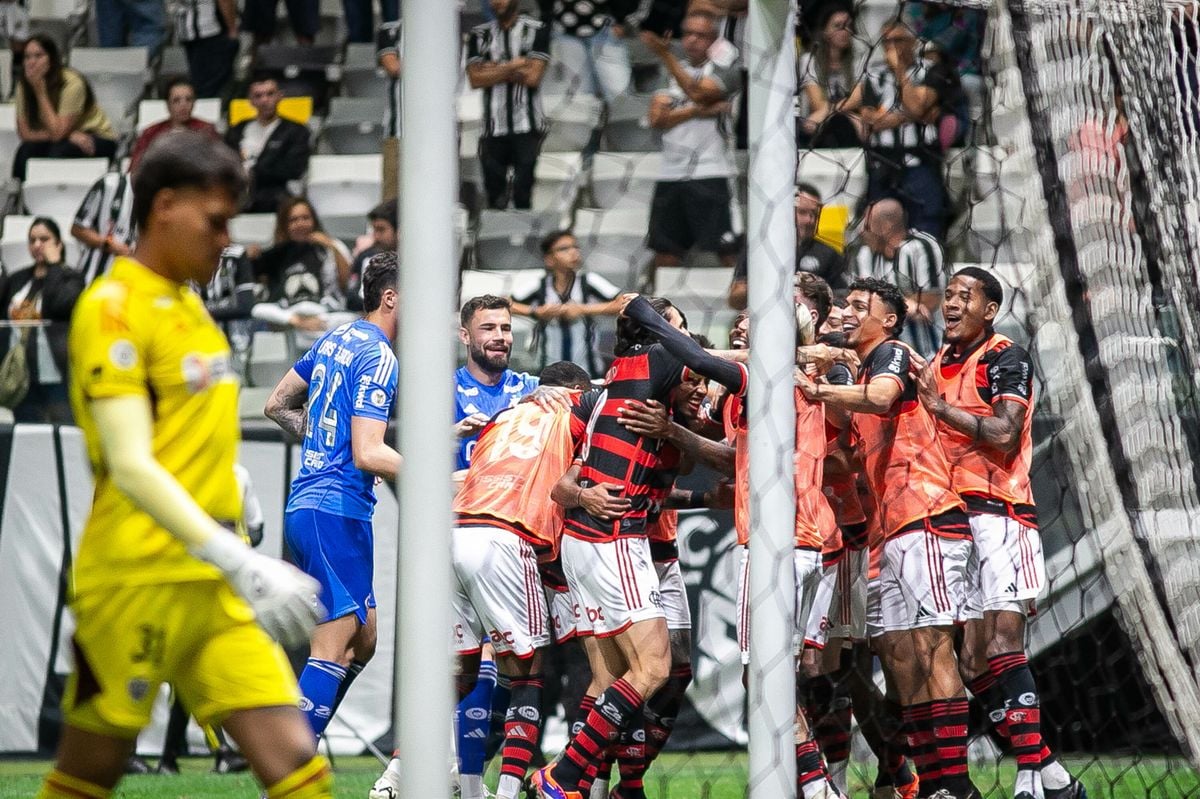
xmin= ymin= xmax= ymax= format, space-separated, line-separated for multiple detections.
xmin=36 ymin=132 xmax=1084 ymax=799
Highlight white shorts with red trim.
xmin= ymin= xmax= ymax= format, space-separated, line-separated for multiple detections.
xmin=801 ymin=557 xmax=839 ymax=650
xmin=963 ymin=513 xmax=1045 ymax=617
xmin=451 ymin=526 xmax=550 ymax=657
xmin=868 ymin=530 xmax=972 ymax=635
xmin=828 ymin=547 xmax=868 ymax=641
xmin=561 ymin=534 xmax=664 ymax=637
xmin=547 ymin=586 xmax=582 ymax=644
xmin=654 ymin=559 xmax=692 ymax=631
xmin=736 ymin=546 xmax=824 ymax=663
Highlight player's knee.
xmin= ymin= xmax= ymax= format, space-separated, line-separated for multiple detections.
xmin=639 ymin=649 xmax=671 ymax=694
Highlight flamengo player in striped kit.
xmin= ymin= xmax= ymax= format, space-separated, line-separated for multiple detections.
xmin=912 ymin=267 xmax=1086 ymax=799
xmin=532 ymin=295 xmax=749 ymax=799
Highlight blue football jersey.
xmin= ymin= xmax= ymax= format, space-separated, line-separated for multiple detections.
xmin=287 ymin=320 xmax=398 ymax=519
xmin=454 ymin=366 xmax=538 ymax=469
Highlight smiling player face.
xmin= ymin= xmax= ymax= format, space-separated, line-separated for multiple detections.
xmin=462 ymin=307 xmax=513 ymax=375
xmin=942 ymin=274 xmax=997 ymax=346
xmin=842 ymin=289 xmax=894 ymax=352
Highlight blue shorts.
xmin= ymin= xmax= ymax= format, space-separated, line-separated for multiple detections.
xmin=284 ymin=508 xmax=376 ymax=625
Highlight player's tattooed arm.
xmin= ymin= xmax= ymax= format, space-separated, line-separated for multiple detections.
xmin=912 ymin=356 xmax=1027 ymax=453
xmin=618 ymin=399 xmax=736 ymax=477
xmin=551 ymin=464 xmax=632 ymax=520
xmin=264 ymin=368 xmax=310 ymax=440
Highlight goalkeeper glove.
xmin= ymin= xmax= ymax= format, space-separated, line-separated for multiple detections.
xmin=195 ymin=528 xmax=324 ymax=647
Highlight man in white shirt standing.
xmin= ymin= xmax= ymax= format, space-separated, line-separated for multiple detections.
xmin=644 ymin=10 xmax=741 ymax=285
xmin=224 ymin=76 xmax=311 ymax=212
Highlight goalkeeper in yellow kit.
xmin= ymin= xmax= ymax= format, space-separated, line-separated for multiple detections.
xmin=37 ymin=129 xmax=331 ymax=799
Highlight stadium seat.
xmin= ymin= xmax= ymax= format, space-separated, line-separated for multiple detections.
xmin=602 ymin=93 xmax=660 ymax=152
xmin=228 ymin=96 xmax=314 ymax=127
xmin=0 ymin=52 xmax=10 ymax=101
xmin=475 ymin=209 xmax=561 ymax=271
xmin=254 ymin=44 xmax=339 ymax=114
xmin=28 ymin=0 xmax=85 ymax=51
xmin=1 ymin=214 xmax=82 ymax=271
xmin=589 ymin=152 xmax=662 ymax=210
xmin=341 ymin=43 xmax=390 ymax=103
xmin=22 ymin=158 xmax=109 ymax=218
xmin=321 ymin=97 xmax=384 ymax=154
xmin=459 ymin=268 xmax=545 ymax=304
xmin=654 ymin=265 xmax=736 ymax=343
xmin=154 ymin=45 xmax=191 ymax=97
xmin=572 ymin=207 xmax=650 ymax=288
xmin=458 ymin=89 xmax=484 ymax=157
xmin=135 ymin=98 xmax=222 ymax=133
xmin=531 ymin=151 xmax=583 ymax=216
xmin=306 ymin=154 xmax=382 ymax=241
xmin=796 ymin=148 xmax=868 ymax=211
xmin=68 ymin=47 xmax=150 ymax=130
xmin=0 ymin=105 xmax=20 ymax=172
xmin=228 ymin=214 xmax=278 ymax=248
xmin=540 ymin=94 xmax=603 ymax=153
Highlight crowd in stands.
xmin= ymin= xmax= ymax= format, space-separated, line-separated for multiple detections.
xmin=0 ymin=0 xmax=993 ymax=425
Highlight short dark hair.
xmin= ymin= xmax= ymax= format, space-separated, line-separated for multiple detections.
xmin=615 ymin=296 xmax=677 ymax=356
xmin=165 ymin=77 xmax=195 ymax=97
xmin=460 ymin=294 xmax=511 ymax=327
xmin=952 ymin=266 xmax=1004 ymax=307
xmin=132 ymin=129 xmax=247 ymax=230
xmin=795 ymin=182 xmax=823 ymax=202
xmin=248 ymin=73 xmax=279 ymax=89
xmin=847 ymin=277 xmax=907 ymax=336
xmin=795 ymin=272 xmax=833 ymax=329
xmin=690 ymin=332 xmax=714 ymax=349
xmin=362 ymin=251 xmax=398 ymax=313
xmin=539 ymin=361 xmax=591 ymax=389
xmin=368 ymin=198 xmax=398 ymax=227
xmin=539 ymin=229 xmax=575 ymax=256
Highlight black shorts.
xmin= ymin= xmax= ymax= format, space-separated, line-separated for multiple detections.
xmin=648 ymin=177 xmax=735 ymax=256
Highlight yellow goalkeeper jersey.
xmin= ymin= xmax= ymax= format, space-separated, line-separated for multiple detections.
xmin=68 ymin=257 xmax=242 ymax=594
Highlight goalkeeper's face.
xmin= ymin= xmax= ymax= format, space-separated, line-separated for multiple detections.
xmin=152 ymin=185 xmax=239 ymax=285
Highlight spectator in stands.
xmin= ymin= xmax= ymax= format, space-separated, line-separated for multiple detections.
xmin=343 ymin=0 xmax=396 ymax=44
xmin=0 ymin=217 xmax=83 ymax=423
xmin=243 ymin=0 xmax=318 ymax=46
xmin=841 ymin=18 xmax=949 ymax=238
xmin=728 ymin=183 xmax=846 ymax=310
xmin=71 ymin=168 xmax=135 ymax=285
xmin=12 ymin=35 xmax=119 ymax=181
xmin=96 ymin=0 xmax=167 ymax=52
xmin=376 ymin=17 xmax=402 ymax=202
xmin=129 ymin=80 xmax=220 ymax=170
xmin=797 ymin=4 xmax=867 ymax=148
xmin=203 ymin=244 xmax=258 ymax=380
xmin=251 ymin=196 xmax=353 ymax=338
xmin=644 ymin=10 xmax=741 ymax=280
xmin=510 ymin=229 xmax=623 ymax=379
xmin=347 ymin=198 xmax=397 ymax=312
xmin=854 ymin=197 xmax=945 ymax=356
xmin=0 ymin=0 xmax=29 ymax=71
xmin=225 ymin=76 xmax=311 ymax=213
xmin=466 ymin=0 xmax=550 ymax=210
xmin=551 ymin=0 xmax=639 ymax=103
xmin=174 ymin=0 xmax=240 ymax=99
xmin=903 ymin=2 xmax=986 ymax=123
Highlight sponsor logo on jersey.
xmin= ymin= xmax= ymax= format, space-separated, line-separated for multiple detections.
xmin=108 ymin=339 xmax=138 ymax=370
xmin=457 ymin=385 xmax=480 ymax=396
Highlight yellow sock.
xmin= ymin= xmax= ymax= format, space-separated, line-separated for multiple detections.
xmin=266 ymin=755 xmax=333 ymax=799
xmin=37 ymin=769 xmax=111 ymax=799
xmin=202 ymin=722 xmax=221 ymax=752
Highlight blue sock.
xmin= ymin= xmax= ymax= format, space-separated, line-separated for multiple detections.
xmin=298 ymin=658 xmax=347 ymax=739
xmin=456 ymin=660 xmax=497 ymax=778
xmin=485 ymin=672 xmax=512 ymax=761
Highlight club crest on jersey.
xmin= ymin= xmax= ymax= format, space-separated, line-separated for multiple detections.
xmin=181 ymin=352 xmax=234 ymax=393
xmin=108 ymin=339 xmax=138 ymax=370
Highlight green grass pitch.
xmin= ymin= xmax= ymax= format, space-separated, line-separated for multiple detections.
xmin=0 ymin=753 xmax=1196 ymax=798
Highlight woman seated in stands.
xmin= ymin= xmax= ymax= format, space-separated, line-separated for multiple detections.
xmin=129 ymin=78 xmax=220 ymax=171
xmin=11 ymin=34 xmax=118 ymax=181
xmin=0 ymin=217 xmax=83 ymax=423
xmin=251 ymin=195 xmax=355 ymax=341
xmin=797 ymin=5 xmax=867 ymax=148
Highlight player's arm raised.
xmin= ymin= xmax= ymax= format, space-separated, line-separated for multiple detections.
xmin=623 ymin=295 xmax=748 ymax=394
xmin=91 ymin=395 xmax=321 ymax=646
xmin=265 ymin=368 xmax=310 ymax=439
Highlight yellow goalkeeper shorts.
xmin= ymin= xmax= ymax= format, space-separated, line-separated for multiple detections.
xmin=63 ymin=580 xmax=300 ymax=738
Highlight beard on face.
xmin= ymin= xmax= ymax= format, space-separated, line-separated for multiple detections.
xmin=470 ymin=340 xmax=510 ymax=374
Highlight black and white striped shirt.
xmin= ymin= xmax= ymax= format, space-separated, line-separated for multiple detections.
xmin=173 ymin=0 xmax=223 ymax=42
xmin=554 ymin=0 xmax=637 ymax=38
xmin=855 ymin=229 xmax=945 ymax=356
xmin=512 ymin=270 xmax=620 ymax=378
xmin=73 ymin=172 xmax=136 ymax=286
xmin=466 ymin=15 xmax=551 ymax=138
xmin=376 ymin=20 xmax=402 ymax=138
xmin=861 ymin=62 xmax=941 ymax=166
